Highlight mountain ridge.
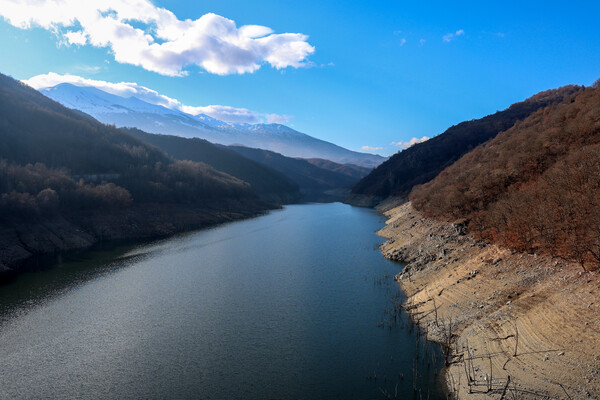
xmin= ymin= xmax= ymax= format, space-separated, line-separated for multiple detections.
xmin=411 ymin=84 xmax=600 ymax=265
xmin=348 ymin=85 xmax=585 ymax=207
xmin=40 ymin=83 xmax=385 ymax=168
xmin=225 ymin=145 xmax=368 ymax=202
xmin=123 ymin=128 xmax=302 ymax=204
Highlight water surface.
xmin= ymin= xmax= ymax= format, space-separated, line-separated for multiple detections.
xmin=0 ymin=203 xmax=444 ymax=399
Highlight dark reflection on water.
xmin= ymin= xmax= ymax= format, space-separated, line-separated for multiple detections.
xmin=0 ymin=203 xmax=445 ymax=399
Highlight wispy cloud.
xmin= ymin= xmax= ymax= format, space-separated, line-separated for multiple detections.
xmin=361 ymin=145 xmax=383 ymax=151
xmin=391 ymin=136 xmax=430 ymax=149
xmin=24 ymin=72 xmax=290 ymax=124
xmin=0 ymin=1 xmax=314 ymax=76
xmin=399 ymin=38 xmax=407 ymax=47
xmin=73 ymin=65 xmax=103 ymax=74
xmin=264 ymin=113 xmax=292 ymax=124
xmin=182 ymin=105 xmax=263 ymax=124
xmin=443 ymin=29 xmax=465 ymax=42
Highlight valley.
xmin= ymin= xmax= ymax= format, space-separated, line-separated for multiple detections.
xmin=0 ymin=3 xmax=599 ymax=398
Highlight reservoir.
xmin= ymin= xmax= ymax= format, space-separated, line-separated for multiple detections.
xmin=0 ymin=203 xmax=444 ymax=399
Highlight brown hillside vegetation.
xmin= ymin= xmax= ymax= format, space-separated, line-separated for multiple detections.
xmin=411 ymin=85 xmax=600 ymax=270
xmin=349 ymin=85 xmax=583 ymax=206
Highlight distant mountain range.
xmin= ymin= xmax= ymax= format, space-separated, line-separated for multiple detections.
xmin=225 ymin=145 xmax=371 ymax=202
xmin=41 ymin=83 xmax=385 ymax=168
xmin=125 ymin=128 xmax=370 ymax=203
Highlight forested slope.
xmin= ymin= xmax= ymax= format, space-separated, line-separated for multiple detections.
xmin=411 ymin=84 xmax=600 ymax=270
xmin=0 ymin=73 xmax=271 ymax=275
xmin=124 ymin=128 xmax=300 ymax=203
xmin=227 ymin=145 xmax=365 ymax=202
xmin=349 ymin=85 xmax=584 ymax=206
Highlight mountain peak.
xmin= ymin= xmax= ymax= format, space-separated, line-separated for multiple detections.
xmin=40 ymin=83 xmax=386 ymax=168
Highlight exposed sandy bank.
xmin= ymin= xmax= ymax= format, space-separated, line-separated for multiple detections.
xmin=379 ymin=203 xmax=600 ymax=399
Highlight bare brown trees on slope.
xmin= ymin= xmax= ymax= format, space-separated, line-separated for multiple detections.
xmin=411 ymin=85 xmax=600 ymax=270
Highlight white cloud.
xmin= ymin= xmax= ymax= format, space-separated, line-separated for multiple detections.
xmin=182 ymin=105 xmax=262 ymax=124
xmin=391 ymin=136 xmax=430 ymax=149
xmin=64 ymin=30 xmax=87 ymax=45
xmin=25 ymin=72 xmax=181 ymax=108
xmin=362 ymin=146 xmax=383 ymax=151
xmin=264 ymin=113 xmax=292 ymax=124
xmin=0 ymin=0 xmax=315 ymax=76
xmin=74 ymin=65 xmax=103 ymax=74
xmin=24 ymin=72 xmax=290 ymax=124
xmin=399 ymin=38 xmax=406 ymax=47
xmin=443 ymin=29 xmax=465 ymax=42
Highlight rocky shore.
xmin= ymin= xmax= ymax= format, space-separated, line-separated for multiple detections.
xmin=0 ymin=201 xmax=272 ymax=281
xmin=379 ymin=203 xmax=600 ymax=399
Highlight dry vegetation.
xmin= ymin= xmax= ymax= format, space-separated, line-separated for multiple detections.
xmin=351 ymin=85 xmax=583 ymax=202
xmin=411 ymin=85 xmax=600 ymax=271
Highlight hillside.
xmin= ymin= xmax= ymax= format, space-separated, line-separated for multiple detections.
xmin=349 ymin=85 xmax=584 ymax=207
xmin=304 ymin=158 xmax=371 ymax=180
xmin=411 ymin=85 xmax=600 ymax=269
xmin=226 ymin=145 xmax=365 ymax=202
xmin=0 ymin=73 xmax=272 ymax=276
xmin=40 ymin=83 xmax=386 ymax=168
xmin=123 ymin=128 xmax=301 ymax=204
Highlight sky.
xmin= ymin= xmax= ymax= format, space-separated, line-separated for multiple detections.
xmin=0 ymin=0 xmax=599 ymax=156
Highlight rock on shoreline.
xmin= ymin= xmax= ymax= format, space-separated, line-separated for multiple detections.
xmin=379 ymin=202 xmax=600 ymax=399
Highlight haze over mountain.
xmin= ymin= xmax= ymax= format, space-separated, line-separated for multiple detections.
xmin=40 ymin=83 xmax=385 ymax=168
xmin=126 ymin=128 xmax=368 ymax=202
xmin=348 ymin=85 xmax=584 ymax=207
xmin=226 ymin=145 xmax=370 ymax=202
xmin=124 ymin=128 xmax=301 ymax=204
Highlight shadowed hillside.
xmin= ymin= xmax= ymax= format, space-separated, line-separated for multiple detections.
xmin=123 ymin=128 xmax=301 ymax=204
xmin=304 ymin=158 xmax=371 ymax=180
xmin=226 ymin=145 xmax=366 ymax=202
xmin=0 ymin=73 xmax=272 ymax=275
xmin=349 ymin=85 xmax=584 ymax=207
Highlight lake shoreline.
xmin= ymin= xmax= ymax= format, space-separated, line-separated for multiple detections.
xmin=378 ymin=202 xmax=600 ymax=399
xmin=0 ymin=201 xmax=274 ymax=283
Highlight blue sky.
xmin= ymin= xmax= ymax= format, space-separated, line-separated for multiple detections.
xmin=1 ymin=0 xmax=599 ymax=156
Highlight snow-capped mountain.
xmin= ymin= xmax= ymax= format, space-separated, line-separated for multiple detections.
xmin=41 ymin=83 xmax=386 ymax=168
